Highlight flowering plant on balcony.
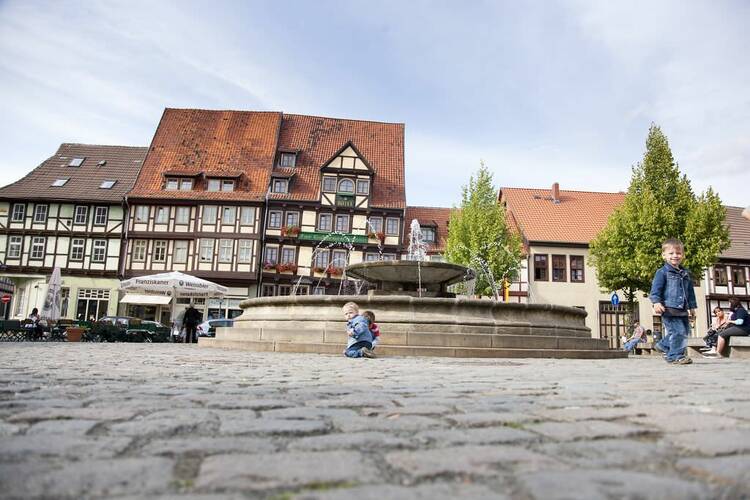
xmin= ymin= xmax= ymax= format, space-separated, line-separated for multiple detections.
xmin=312 ymin=265 xmax=327 ymax=274
xmin=281 ymin=225 xmax=301 ymax=237
xmin=263 ymin=261 xmax=276 ymax=270
xmin=276 ymin=262 xmax=298 ymax=273
xmin=325 ymin=265 xmax=343 ymax=276
xmin=367 ymin=231 xmax=385 ymax=242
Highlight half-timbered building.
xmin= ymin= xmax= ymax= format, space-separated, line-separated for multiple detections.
xmin=123 ymin=109 xmax=281 ymax=322
xmin=704 ymin=206 xmax=750 ymax=316
xmin=0 ymin=144 xmax=146 ymax=320
xmin=261 ymin=114 xmax=405 ymax=297
xmin=402 ymin=206 xmax=452 ymax=261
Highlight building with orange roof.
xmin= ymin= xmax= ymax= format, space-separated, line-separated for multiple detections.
xmin=402 ymin=206 xmax=453 ymax=258
xmin=705 ymin=206 xmax=750 ymax=315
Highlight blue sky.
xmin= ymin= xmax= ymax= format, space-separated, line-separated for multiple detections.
xmin=1 ymin=0 xmax=748 ymax=207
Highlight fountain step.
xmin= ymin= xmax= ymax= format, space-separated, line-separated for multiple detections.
xmin=216 ymin=328 xmax=609 ymax=350
xmin=200 ymin=338 xmax=627 ymax=359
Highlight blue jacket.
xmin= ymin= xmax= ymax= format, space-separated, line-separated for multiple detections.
xmin=650 ymin=263 xmax=697 ymax=311
xmin=346 ymin=315 xmax=373 ymax=349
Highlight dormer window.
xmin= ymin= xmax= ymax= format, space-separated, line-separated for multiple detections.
xmin=422 ymin=226 xmax=436 ymax=243
xmin=166 ymin=178 xmax=179 ymax=190
xmin=356 ymin=179 xmax=369 ymax=195
xmin=51 ymin=178 xmax=69 ymax=187
xmin=338 ymin=178 xmax=354 ymax=193
xmin=99 ymin=180 xmax=116 ymax=189
xmin=279 ymin=152 xmax=297 ymax=168
xmin=68 ymin=157 xmax=85 ymax=167
xmin=207 ymin=179 xmax=234 ymax=192
xmin=272 ymin=178 xmax=288 ymax=193
xmin=166 ymin=178 xmax=193 ymax=191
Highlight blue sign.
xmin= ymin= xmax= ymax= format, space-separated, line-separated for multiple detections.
xmin=611 ymin=292 xmax=620 ymax=306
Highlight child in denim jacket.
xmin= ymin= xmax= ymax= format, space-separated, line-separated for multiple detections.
xmin=342 ymin=302 xmax=375 ymax=358
xmin=649 ymin=238 xmax=697 ymax=365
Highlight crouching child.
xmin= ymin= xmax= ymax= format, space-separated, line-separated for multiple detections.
xmin=342 ymin=302 xmax=375 ymax=358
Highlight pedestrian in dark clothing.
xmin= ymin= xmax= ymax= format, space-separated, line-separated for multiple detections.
xmin=183 ymin=304 xmax=201 ymax=344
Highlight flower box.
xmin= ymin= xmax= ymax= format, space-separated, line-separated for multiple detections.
xmin=367 ymin=231 xmax=385 ymax=242
xmin=326 ymin=265 xmax=343 ymax=276
xmin=276 ymin=262 xmax=298 ymax=273
xmin=281 ymin=225 xmax=301 ymax=238
xmin=312 ymin=266 xmax=326 ymax=274
xmin=263 ymin=261 xmax=276 ymax=271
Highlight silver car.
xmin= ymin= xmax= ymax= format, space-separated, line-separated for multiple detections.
xmin=197 ymin=319 xmax=234 ymax=337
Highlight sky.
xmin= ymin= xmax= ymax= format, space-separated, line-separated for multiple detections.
xmin=0 ymin=0 xmax=748 ymax=208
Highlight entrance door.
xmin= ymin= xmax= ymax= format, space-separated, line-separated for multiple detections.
xmin=599 ymin=301 xmax=634 ymax=348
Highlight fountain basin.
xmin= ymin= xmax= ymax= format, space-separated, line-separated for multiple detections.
xmin=200 ymin=295 xmax=627 ymax=359
xmin=346 ymin=260 xmax=475 ymax=297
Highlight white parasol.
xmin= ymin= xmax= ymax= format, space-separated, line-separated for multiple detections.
xmin=40 ymin=267 xmax=62 ymax=321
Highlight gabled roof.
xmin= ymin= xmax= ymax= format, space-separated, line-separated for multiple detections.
xmin=721 ymin=206 xmax=750 ymax=260
xmin=500 ymin=186 xmax=625 ymax=245
xmin=276 ymin=114 xmax=405 ymax=208
xmin=0 ymin=144 xmax=147 ymax=203
xmin=404 ymin=206 xmax=454 ymax=253
xmin=128 ymin=108 xmax=282 ymax=201
xmin=320 ymin=141 xmax=375 ymax=173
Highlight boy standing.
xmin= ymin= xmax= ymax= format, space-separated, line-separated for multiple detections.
xmin=649 ymin=238 xmax=696 ymax=365
xmin=342 ymin=302 xmax=375 ymax=358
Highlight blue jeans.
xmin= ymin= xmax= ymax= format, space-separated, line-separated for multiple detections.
xmin=623 ymin=338 xmax=641 ymax=352
xmin=344 ymin=341 xmax=371 ymax=358
xmin=660 ymin=315 xmax=689 ymax=362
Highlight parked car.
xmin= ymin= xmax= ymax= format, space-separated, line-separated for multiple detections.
xmin=96 ymin=316 xmax=170 ymax=342
xmin=197 ymin=319 xmax=234 ymax=337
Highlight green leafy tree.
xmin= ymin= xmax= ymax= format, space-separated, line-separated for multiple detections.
xmin=590 ymin=124 xmax=730 ymax=305
xmin=445 ymin=161 xmax=523 ymax=298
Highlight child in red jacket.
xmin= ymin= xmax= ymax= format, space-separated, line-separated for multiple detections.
xmin=362 ymin=310 xmax=381 ymax=350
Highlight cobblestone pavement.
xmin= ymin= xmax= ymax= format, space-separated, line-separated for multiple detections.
xmin=1 ymin=344 xmax=749 ymax=500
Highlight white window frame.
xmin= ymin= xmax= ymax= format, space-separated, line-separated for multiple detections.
xmin=264 ymin=245 xmax=278 ymax=265
xmin=280 ymin=152 xmax=296 ymax=168
xmin=285 ymin=211 xmax=300 ymax=227
xmin=240 ymin=207 xmax=255 ymax=225
xmin=222 ymin=206 xmax=236 ymax=225
xmin=99 ymin=180 xmax=116 ymax=189
xmin=70 ymin=238 xmax=85 ymax=261
xmin=385 ymin=217 xmax=399 ymax=236
xmin=238 ymin=239 xmax=252 ymax=263
xmin=322 ymin=176 xmax=337 ymax=192
xmin=94 ymin=206 xmax=108 ymax=226
xmin=318 ymin=213 xmax=332 ymax=232
xmin=335 ymin=214 xmax=349 ymax=233
xmin=11 ymin=203 xmax=25 ymax=222
xmin=268 ymin=210 xmax=282 ymax=229
xmin=174 ymin=240 xmax=188 ymax=264
xmin=368 ymin=217 xmax=383 ymax=233
xmin=8 ymin=236 xmax=22 ymax=258
xmin=153 ymin=240 xmax=167 ymax=262
xmin=356 ymin=179 xmax=369 ymax=195
xmin=207 ymin=179 xmax=221 ymax=192
xmin=421 ymin=226 xmax=436 ymax=243
xmin=219 ymin=239 xmax=233 ymax=263
xmin=272 ymin=179 xmax=288 ymax=193
xmin=132 ymin=240 xmax=147 ymax=262
xmin=30 ymin=237 xmax=45 ymax=260
xmin=51 ymin=178 xmax=69 ymax=187
xmin=165 ymin=178 xmax=179 ymax=190
xmin=331 ymin=249 xmax=348 ymax=268
xmin=222 ymin=180 xmax=235 ymax=192
xmin=134 ymin=205 xmax=149 ymax=223
xmin=281 ymin=247 xmax=296 ymax=264
xmin=200 ymin=239 xmax=214 ymax=262
xmin=203 ymin=206 xmax=218 ymax=224
xmin=68 ymin=157 xmax=85 ymax=167
xmin=179 ymin=179 xmax=193 ymax=190
xmin=33 ymin=205 xmax=48 ymax=223
xmin=175 ymin=206 xmax=190 ymax=225
xmin=91 ymin=239 xmax=107 ymax=263
xmin=74 ymin=206 xmax=88 ymax=225
xmin=155 ymin=206 xmax=169 ymax=224
xmin=338 ymin=178 xmax=355 ymax=193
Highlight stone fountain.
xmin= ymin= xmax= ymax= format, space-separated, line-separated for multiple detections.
xmin=201 ymin=221 xmax=626 ymax=359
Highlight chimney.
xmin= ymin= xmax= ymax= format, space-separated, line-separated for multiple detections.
xmin=551 ymin=182 xmax=560 ymax=204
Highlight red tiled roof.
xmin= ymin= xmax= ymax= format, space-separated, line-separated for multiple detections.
xmin=128 ymin=109 xmax=282 ymax=201
xmin=276 ymin=114 xmax=405 ymax=209
xmin=500 ymin=186 xmax=625 ymax=245
xmin=404 ymin=206 xmax=454 ymax=253
xmin=0 ymin=144 xmax=146 ymax=202
xmin=722 ymin=206 xmax=750 ymax=260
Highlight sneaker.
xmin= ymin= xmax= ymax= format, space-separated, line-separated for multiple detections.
xmin=673 ymin=356 xmax=693 ymax=365
xmin=361 ymin=347 xmax=376 ymax=358
xmin=702 ymin=351 xmax=720 ymax=358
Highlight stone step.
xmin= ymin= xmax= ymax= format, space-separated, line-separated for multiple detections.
xmin=201 ymin=338 xmax=628 ymax=359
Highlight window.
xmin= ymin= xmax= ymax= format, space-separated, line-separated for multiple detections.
xmin=331 ymin=249 xmax=348 ymax=268
xmin=338 ymin=178 xmax=354 ymax=193
xmin=421 ymin=226 xmax=436 ymax=243
xmin=570 ymin=255 xmax=585 ymax=283
xmin=261 ymin=284 xmax=276 ymax=297
xmin=165 ymin=178 xmax=179 ymax=190
xmin=318 ymin=213 xmax=332 ymax=232
xmin=203 ymin=206 xmax=217 ymax=224
xmin=132 ymin=240 xmax=147 ymax=262
xmin=368 ymin=217 xmax=383 ymax=234
xmin=240 ymin=207 xmax=255 ymax=225
xmin=99 ymin=180 xmax=116 ymax=189
xmin=174 ymin=241 xmax=188 ymax=264
xmin=365 ymin=253 xmax=379 ymax=262
xmin=30 ymin=237 xmax=45 ymax=259
xmin=281 ymin=247 xmax=296 ymax=264
xmin=74 ymin=206 xmax=88 ymax=224
xmin=322 ymin=176 xmax=337 ymax=192
xmin=714 ymin=266 xmax=728 ymax=286
xmin=285 ymin=212 xmax=299 ymax=227
xmin=385 ymin=217 xmax=399 ymax=236
xmin=94 ymin=206 xmax=108 ymax=225
xmin=7 ymin=236 xmax=22 ymax=258
xmin=222 ymin=206 xmax=236 ymax=225
xmin=155 ymin=206 xmax=168 ymax=224
xmin=134 ymin=205 xmax=149 ymax=223
xmin=11 ymin=203 xmax=25 ymax=222
xmin=312 ymin=249 xmax=329 ymax=269
xmin=280 ymin=152 xmax=296 ymax=167
xmin=68 ymin=157 xmax=85 ymax=167
xmin=272 ymin=179 xmax=288 ymax=193
xmin=733 ymin=267 xmax=747 ymax=287
xmin=264 ymin=245 xmax=278 ymax=265
xmin=313 ymin=286 xmax=326 ymax=296
xmin=207 ymin=179 xmax=221 ymax=192
xmin=70 ymin=238 xmax=85 ymax=261
xmin=534 ymin=254 xmax=548 ymax=281
xmin=552 ymin=255 xmax=567 ymax=282
xmin=92 ymin=239 xmax=107 ymax=262
xmin=33 ymin=205 xmax=48 ymax=223
xmin=382 ymin=253 xmax=397 ymax=261
xmin=335 ymin=214 xmax=349 ymax=232
xmin=223 ymin=180 xmax=234 ymax=192
xmin=180 ymin=179 xmax=193 ymax=190
xmin=153 ymin=240 xmax=167 ymax=262
xmin=75 ymin=288 xmax=109 ymax=322
xmin=278 ymin=285 xmax=292 ymax=296
xmin=219 ymin=239 xmax=233 ymax=262
xmin=200 ymin=239 xmax=214 ymax=262
xmin=238 ymin=240 xmax=252 ymax=263
xmin=51 ymin=178 xmax=69 ymax=187
xmin=356 ymin=179 xmax=369 ymax=195
xmin=60 ymin=288 xmax=70 ymax=317
xmin=175 ymin=207 xmax=190 ymax=225
xmin=268 ymin=210 xmax=282 ymax=229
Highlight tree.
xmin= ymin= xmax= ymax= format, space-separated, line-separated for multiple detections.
xmin=590 ymin=124 xmax=730 ymax=305
xmin=445 ymin=161 xmax=523 ymax=298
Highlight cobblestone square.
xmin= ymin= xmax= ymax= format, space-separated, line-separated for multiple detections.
xmin=1 ymin=344 xmax=749 ymax=499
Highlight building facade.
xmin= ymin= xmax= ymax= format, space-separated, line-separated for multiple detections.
xmin=704 ymin=206 xmax=750 ymax=315
xmin=0 ymin=144 xmax=146 ymax=320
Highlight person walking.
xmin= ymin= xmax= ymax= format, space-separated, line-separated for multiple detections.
xmin=183 ymin=303 xmax=201 ymax=344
